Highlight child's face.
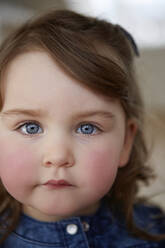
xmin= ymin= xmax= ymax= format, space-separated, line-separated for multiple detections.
xmin=0 ymin=51 xmax=136 ymax=221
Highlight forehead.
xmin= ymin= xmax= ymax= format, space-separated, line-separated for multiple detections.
xmin=1 ymin=51 xmax=124 ymax=116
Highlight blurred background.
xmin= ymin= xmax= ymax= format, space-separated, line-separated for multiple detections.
xmin=0 ymin=0 xmax=165 ymax=208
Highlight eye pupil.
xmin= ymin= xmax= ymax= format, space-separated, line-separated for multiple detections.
xmin=81 ymin=124 xmax=94 ymax=134
xmin=26 ymin=123 xmax=39 ymax=134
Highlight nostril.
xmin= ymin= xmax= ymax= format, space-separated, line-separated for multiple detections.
xmin=44 ymin=161 xmax=52 ymax=167
xmin=43 ymin=157 xmax=74 ymax=168
xmin=42 ymin=149 xmax=75 ymax=168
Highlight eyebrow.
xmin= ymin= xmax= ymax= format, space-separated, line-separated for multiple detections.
xmin=0 ymin=108 xmax=115 ymax=120
xmin=72 ymin=110 xmax=115 ymax=120
xmin=0 ymin=108 xmax=44 ymax=118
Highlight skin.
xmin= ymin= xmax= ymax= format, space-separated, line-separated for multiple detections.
xmin=0 ymin=51 xmax=137 ymax=222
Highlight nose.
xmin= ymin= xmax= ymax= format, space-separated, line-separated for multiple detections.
xmin=42 ymin=137 xmax=75 ymax=168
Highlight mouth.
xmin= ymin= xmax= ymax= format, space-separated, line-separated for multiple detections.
xmin=43 ymin=179 xmax=73 ymax=188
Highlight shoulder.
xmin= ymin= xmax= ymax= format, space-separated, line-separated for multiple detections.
xmin=118 ymin=203 xmax=165 ymax=247
xmin=92 ymin=203 xmax=165 ymax=248
xmin=133 ymin=203 xmax=165 ymax=234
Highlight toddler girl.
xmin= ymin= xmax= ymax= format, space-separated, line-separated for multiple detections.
xmin=0 ymin=9 xmax=165 ymax=248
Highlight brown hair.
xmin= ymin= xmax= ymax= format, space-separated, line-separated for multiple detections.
xmin=0 ymin=9 xmax=164 ymax=243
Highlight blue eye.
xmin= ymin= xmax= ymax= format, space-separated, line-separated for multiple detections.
xmin=77 ymin=123 xmax=99 ymax=135
xmin=18 ymin=122 xmax=42 ymax=135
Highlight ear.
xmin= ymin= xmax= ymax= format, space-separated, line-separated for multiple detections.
xmin=119 ymin=119 xmax=137 ymax=168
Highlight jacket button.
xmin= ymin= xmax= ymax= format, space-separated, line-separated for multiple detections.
xmin=82 ymin=222 xmax=90 ymax=232
xmin=66 ymin=224 xmax=78 ymax=235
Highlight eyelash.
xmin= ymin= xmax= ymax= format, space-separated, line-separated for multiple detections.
xmin=76 ymin=122 xmax=102 ymax=136
xmin=15 ymin=121 xmax=102 ymax=137
xmin=15 ymin=121 xmax=42 ymax=136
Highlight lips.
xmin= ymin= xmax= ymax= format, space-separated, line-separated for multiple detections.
xmin=43 ymin=179 xmax=72 ymax=187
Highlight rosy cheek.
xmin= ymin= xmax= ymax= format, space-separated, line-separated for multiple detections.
xmin=0 ymin=140 xmax=36 ymax=198
xmin=84 ymin=149 xmax=120 ymax=194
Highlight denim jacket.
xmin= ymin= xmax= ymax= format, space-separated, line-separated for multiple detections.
xmin=2 ymin=203 xmax=165 ymax=248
